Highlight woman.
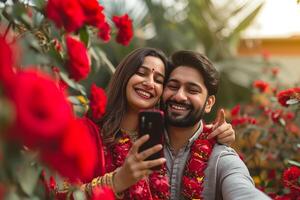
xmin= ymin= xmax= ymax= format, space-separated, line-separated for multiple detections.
xmin=84 ymin=48 xmax=235 ymax=199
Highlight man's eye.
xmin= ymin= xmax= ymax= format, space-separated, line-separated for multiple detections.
xmin=167 ymin=84 xmax=178 ymax=90
xmin=189 ymin=89 xmax=199 ymax=94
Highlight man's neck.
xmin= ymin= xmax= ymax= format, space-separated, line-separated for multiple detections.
xmin=167 ymin=122 xmax=201 ymax=152
xmin=120 ymin=109 xmax=139 ymax=132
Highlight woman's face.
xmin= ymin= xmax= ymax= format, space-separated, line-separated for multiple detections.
xmin=126 ymin=56 xmax=165 ymax=112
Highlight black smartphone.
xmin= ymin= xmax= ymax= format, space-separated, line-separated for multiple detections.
xmin=138 ymin=109 xmax=165 ymax=161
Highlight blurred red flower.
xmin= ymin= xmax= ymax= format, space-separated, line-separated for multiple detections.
xmin=91 ymin=186 xmax=114 ymax=200
xmin=192 ymin=140 xmax=212 ymax=160
xmin=182 ymin=176 xmax=202 ymax=199
xmin=231 ymin=104 xmax=240 ymax=117
xmin=89 ymin=84 xmax=107 ymax=121
xmin=41 ymin=118 xmax=98 ymax=182
xmin=8 ymin=69 xmax=72 ymax=149
xmin=79 ymin=0 xmax=105 ymax=27
xmin=98 ymin=21 xmax=111 ymax=42
xmin=186 ymin=158 xmax=206 ymax=176
xmin=282 ymin=166 xmax=300 ymax=194
xmin=277 ymin=87 xmax=300 ymax=107
xmin=0 ymin=35 xmax=15 ymax=87
xmin=46 ymin=0 xmax=85 ymax=32
xmin=149 ymin=172 xmax=169 ymax=194
xmin=81 ymin=117 xmax=106 ymax=177
xmin=113 ymin=14 xmax=133 ymax=46
xmin=253 ymin=80 xmax=269 ymax=93
xmin=66 ymin=36 xmax=90 ymax=81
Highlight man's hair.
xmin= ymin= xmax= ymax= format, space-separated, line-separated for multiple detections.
xmin=170 ymin=50 xmax=220 ymax=95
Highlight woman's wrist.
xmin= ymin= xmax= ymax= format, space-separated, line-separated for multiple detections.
xmin=113 ymin=167 xmax=128 ymax=193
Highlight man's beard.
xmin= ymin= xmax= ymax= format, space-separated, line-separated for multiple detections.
xmin=163 ymin=98 xmax=208 ymax=127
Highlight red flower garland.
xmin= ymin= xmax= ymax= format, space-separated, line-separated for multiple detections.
xmin=108 ymin=131 xmax=170 ymax=200
xmin=182 ymin=126 xmax=216 ymax=199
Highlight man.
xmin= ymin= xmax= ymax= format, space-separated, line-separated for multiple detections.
xmin=162 ymin=50 xmax=270 ymax=199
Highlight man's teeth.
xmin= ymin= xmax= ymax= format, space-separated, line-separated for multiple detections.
xmin=171 ymin=104 xmax=187 ymax=110
xmin=136 ymin=89 xmax=151 ymax=98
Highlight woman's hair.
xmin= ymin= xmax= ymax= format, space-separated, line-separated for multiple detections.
xmin=101 ymin=47 xmax=168 ymax=144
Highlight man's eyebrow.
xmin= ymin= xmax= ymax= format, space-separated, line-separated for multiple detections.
xmin=167 ymin=79 xmax=202 ymax=89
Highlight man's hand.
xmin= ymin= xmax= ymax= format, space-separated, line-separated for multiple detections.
xmin=207 ymin=109 xmax=235 ymax=146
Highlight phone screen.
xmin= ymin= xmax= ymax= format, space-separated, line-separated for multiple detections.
xmin=138 ymin=109 xmax=164 ymax=161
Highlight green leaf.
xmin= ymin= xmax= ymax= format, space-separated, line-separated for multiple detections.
xmin=79 ymin=26 xmax=90 ymax=47
xmin=32 ymin=0 xmax=46 ymax=11
xmin=16 ymin=154 xmax=42 ymax=196
xmin=59 ymin=72 xmax=87 ymax=96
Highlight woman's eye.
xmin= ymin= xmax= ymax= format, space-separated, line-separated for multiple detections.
xmin=136 ymin=71 xmax=145 ymax=76
xmin=155 ymin=78 xmax=164 ymax=84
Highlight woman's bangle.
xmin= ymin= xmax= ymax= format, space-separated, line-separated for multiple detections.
xmin=86 ymin=170 xmax=124 ymax=199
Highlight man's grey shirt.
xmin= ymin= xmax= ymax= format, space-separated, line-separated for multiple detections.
xmin=164 ymin=122 xmax=270 ymax=200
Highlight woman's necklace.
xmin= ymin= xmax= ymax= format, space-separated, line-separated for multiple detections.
xmin=108 ymin=129 xmax=170 ymax=200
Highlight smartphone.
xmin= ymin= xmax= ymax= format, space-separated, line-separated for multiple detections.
xmin=138 ymin=109 xmax=165 ymax=162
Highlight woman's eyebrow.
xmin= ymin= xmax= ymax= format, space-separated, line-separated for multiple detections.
xmin=140 ymin=65 xmax=165 ymax=78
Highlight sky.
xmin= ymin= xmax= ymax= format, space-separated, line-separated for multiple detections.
xmin=242 ymin=0 xmax=300 ymax=38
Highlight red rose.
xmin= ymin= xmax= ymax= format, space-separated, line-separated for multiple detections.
xmin=42 ymin=118 xmax=98 ymax=182
xmin=192 ymin=139 xmax=213 ymax=160
xmin=187 ymin=158 xmax=207 ymax=176
xmin=78 ymin=0 xmax=105 ymax=27
xmin=0 ymin=35 xmax=15 ymax=87
xmin=89 ymin=84 xmax=107 ymax=121
xmin=98 ymin=21 xmax=111 ymax=42
xmin=66 ymin=36 xmax=90 ymax=81
xmin=46 ymin=0 xmax=85 ymax=32
xmin=253 ymin=80 xmax=269 ymax=93
xmin=271 ymin=110 xmax=283 ymax=123
xmin=282 ymin=166 xmax=300 ymax=192
xmin=231 ymin=104 xmax=240 ymax=117
xmin=277 ymin=87 xmax=300 ymax=107
xmin=182 ymin=176 xmax=202 ymax=199
xmin=112 ymin=14 xmax=133 ymax=46
xmin=91 ymin=186 xmax=114 ymax=200
xmin=149 ymin=172 xmax=169 ymax=194
xmin=82 ymin=117 xmax=106 ymax=177
xmin=49 ymin=176 xmax=56 ymax=190
xmin=129 ymin=180 xmax=151 ymax=199
xmin=8 ymin=69 xmax=72 ymax=149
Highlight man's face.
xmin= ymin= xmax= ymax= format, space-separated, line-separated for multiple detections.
xmin=162 ymin=66 xmax=215 ymax=127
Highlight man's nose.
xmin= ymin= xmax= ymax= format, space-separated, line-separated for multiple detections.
xmin=173 ymin=87 xmax=187 ymax=101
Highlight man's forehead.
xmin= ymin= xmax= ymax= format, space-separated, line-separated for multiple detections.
xmin=168 ymin=66 xmax=203 ymax=80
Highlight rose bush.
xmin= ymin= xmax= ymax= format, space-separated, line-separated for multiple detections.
xmin=229 ymin=54 xmax=300 ymax=198
xmin=0 ymin=0 xmax=133 ymax=199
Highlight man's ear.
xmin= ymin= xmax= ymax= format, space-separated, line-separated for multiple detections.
xmin=205 ymin=95 xmax=216 ymax=113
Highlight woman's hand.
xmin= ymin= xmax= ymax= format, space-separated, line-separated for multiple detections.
xmin=113 ymin=134 xmax=166 ymax=193
xmin=207 ymin=109 xmax=235 ymax=146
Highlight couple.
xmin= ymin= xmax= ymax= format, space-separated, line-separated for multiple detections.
xmin=84 ymin=48 xmax=270 ymax=199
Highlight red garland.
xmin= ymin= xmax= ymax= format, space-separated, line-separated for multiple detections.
xmin=182 ymin=125 xmax=216 ymax=199
xmin=108 ymin=131 xmax=170 ymax=200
